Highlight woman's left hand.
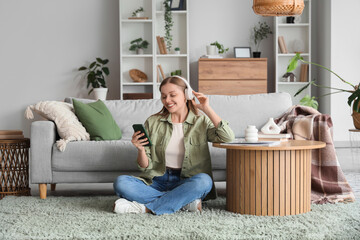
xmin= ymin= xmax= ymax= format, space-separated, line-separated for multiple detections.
xmin=192 ymin=91 xmax=210 ymax=112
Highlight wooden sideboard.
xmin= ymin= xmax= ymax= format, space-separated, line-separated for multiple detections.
xmin=198 ymin=58 xmax=267 ymax=95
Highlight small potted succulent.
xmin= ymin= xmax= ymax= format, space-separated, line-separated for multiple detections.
xmin=174 ymin=47 xmax=180 ymax=54
xmin=78 ymin=58 xmax=110 ymax=100
xmin=129 ymin=38 xmax=149 ymax=55
xmin=251 ymin=21 xmax=272 ymax=58
xmin=132 ymin=7 xmax=144 ymax=17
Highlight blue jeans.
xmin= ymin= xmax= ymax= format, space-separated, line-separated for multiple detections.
xmin=113 ymin=169 xmax=213 ymax=215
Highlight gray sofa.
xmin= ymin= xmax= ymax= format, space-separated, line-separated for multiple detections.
xmin=30 ymin=92 xmax=292 ymax=199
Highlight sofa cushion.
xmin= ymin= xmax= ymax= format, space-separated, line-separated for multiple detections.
xmin=73 ymin=99 xmax=122 ymax=141
xmin=25 ymin=101 xmax=90 ymax=151
xmin=65 ymin=98 xmax=163 ymax=139
xmin=207 ymin=92 xmax=292 ymax=137
xmin=52 ymin=139 xmax=138 ymax=172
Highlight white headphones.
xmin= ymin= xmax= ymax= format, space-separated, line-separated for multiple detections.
xmin=172 ymin=75 xmax=194 ymax=100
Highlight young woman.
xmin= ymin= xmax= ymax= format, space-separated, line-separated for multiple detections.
xmin=113 ymin=76 xmax=234 ymax=215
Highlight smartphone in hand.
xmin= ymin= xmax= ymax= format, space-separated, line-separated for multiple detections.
xmin=132 ymin=124 xmax=152 ymax=147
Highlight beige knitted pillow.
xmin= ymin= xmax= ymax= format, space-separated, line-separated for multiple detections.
xmin=25 ymin=101 xmax=90 ymax=151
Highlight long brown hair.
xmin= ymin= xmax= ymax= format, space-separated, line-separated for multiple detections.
xmin=155 ymin=76 xmax=198 ymax=117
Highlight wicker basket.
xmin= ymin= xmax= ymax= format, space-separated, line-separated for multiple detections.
xmin=129 ymin=69 xmax=148 ymax=83
xmin=0 ymin=138 xmax=31 ymax=199
xmin=253 ymin=0 xmax=304 ymax=16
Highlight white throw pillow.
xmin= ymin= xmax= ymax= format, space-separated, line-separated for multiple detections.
xmin=25 ymin=101 xmax=90 ymax=151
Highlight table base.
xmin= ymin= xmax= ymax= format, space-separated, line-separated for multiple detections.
xmin=226 ymin=149 xmax=311 ymax=216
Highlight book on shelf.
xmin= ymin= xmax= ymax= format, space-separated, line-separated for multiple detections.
xmin=258 ymin=132 xmax=292 ymax=142
xmin=160 ymin=37 xmax=168 ymax=54
xmin=157 ymin=64 xmax=165 ymax=82
xmin=300 ymin=64 xmax=309 ymax=82
xmin=156 ymin=36 xmax=164 ymax=54
xmin=278 ymin=36 xmax=288 ymax=54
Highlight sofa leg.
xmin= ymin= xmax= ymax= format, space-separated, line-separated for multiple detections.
xmin=39 ymin=184 xmax=47 ymax=199
xmin=51 ymin=184 xmax=56 ymax=191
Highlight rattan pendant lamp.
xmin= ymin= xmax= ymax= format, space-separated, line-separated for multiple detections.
xmin=253 ymin=0 xmax=304 ymax=16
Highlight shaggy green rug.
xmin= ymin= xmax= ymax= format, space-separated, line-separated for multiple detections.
xmin=0 ymin=196 xmax=359 ymax=240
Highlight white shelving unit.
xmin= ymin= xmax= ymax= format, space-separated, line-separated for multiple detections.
xmin=274 ymin=0 xmax=311 ymax=105
xmin=119 ymin=0 xmax=189 ymax=100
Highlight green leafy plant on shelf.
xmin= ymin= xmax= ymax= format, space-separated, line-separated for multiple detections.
xmin=163 ymin=0 xmax=173 ymax=52
xmin=252 ymin=21 xmax=272 ymax=52
xmin=132 ymin=7 xmax=144 ymax=17
xmin=78 ymin=58 xmax=109 ymax=95
xmin=210 ymin=41 xmax=229 ymax=54
xmin=129 ymin=38 xmax=149 ymax=51
xmin=287 ymin=53 xmax=360 ymax=113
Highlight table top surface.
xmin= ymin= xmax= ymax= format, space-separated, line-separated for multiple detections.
xmin=213 ymin=140 xmax=326 ymax=150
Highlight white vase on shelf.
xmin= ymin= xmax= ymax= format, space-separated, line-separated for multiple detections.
xmin=93 ymin=88 xmax=108 ymax=101
xmin=206 ymin=45 xmax=217 ymax=56
xmin=245 ymin=125 xmax=258 ymax=143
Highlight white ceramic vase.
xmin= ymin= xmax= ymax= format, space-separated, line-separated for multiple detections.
xmin=261 ymin=118 xmax=281 ymax=134
xmin=206 ymin=45 xmax=217 ymax=55
xmin=93 ymin=88 xmax=108 ymax=101
xmin=245 ymin=125 xmax=258 ymax=143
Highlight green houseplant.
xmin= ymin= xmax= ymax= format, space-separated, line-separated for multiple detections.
xmin=132 ymin=7 xmax=144 ymax=17
xmin=210 ymin=41 xmax=229 ymax=54
xmin=251 ymin=21 xmax=272 ymax=58
xmin=78 ymin=58 xmax=109 ymax=100
xmin=163 ymin=0 xmax=173 ymax=52
xmin=287 ymin=53 xmax=360 ymax=129
xmin=129 ymin=38 xmax=149 ymax=54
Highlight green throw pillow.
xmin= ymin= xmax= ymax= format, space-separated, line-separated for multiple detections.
xmin=72 ymin=99 xmax=122 ymax=141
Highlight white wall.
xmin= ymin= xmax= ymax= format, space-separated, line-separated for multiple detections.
xmin=312 ymin=0 xmax=331 ymax=115
xmin=0 ymin=0 xmax=274 ymax=138
xmin=0 ymin=0 xmax=120 ymax=137
xmin=188 ymin=0 xmax=274 ymax=91
xmin=330 ymin=0 xmax=360 ymax=143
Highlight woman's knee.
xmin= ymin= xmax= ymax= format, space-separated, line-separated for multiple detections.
xmin=193 ymin=173 xmax=213 ymax=192
xmin=113 ymin=175 xmax=133 ymax=196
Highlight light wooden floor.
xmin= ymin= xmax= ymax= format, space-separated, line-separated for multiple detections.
xmin=29 ymin=147 xmax=360 ymax=199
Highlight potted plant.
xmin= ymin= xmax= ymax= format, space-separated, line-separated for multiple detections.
xmin=78 ymin=58 xmax=110 ymax=100
xmin=174 ymin=47 xmax=180 ymax=54
xmin=287 ymin=53 xmax=360 ymax=129
xmin=132 ymin=7 xmax=144 ymax=17
xmin=163 ymin=0 xmax=173 ymax=52
xmin=207 ymin=41 xmax=229 ymax=56
xmin=129 ymin=38 xmax=149 ymax=55
xmin=251 ymin=21 xmax=272 ymax=58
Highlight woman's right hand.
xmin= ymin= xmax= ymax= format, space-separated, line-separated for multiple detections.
xmin=131 ymin=131 xmax=149 ymax=151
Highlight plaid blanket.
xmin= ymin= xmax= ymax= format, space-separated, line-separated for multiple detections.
xmin=275 ymin=105 xmax=355 ymax=204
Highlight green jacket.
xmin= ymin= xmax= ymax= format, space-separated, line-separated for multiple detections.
xmin=137 ymin=110 xmax=235 ymax=200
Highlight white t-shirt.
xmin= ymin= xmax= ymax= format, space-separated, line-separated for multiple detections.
xmin=165 ymin=123 xmax=185 ymax=169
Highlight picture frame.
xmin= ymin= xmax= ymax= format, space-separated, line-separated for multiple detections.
xmin=170 ymin=0 xmax=184 ymax=10
xmin=234 ymin=47 xmax=251 ymax=58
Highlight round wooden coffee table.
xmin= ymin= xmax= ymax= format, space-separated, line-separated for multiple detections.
xmin=213 ymin=140 xmax=326 ymax=216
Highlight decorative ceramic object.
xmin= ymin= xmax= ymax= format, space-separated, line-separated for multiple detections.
xmin=261 ymin=118 xmax=281 ymax=134
xmin=245 ymin=125 xmax=258 ymax=143
xmin=93 ymin=88 xmax=108 ymax=101
xmin=206 ymin=45 xmax=217 ymax=55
